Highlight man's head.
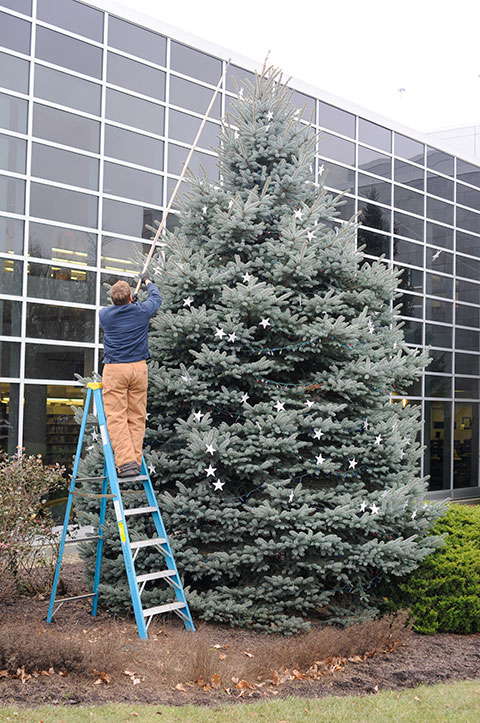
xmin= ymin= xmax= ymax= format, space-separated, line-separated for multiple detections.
xmin=110 ymin=280 xmax=132 ymax=306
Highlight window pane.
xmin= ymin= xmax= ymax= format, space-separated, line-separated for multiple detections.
xmin=456 ymin=206 xmax=480 ymax=235
xmin=426 ymin=273 xmax=452 ymax=298
xmin=426 ymin=222 xmax=453 ymax=249
xmin=33 ymin=103 xmax=100 ymax=153
xmin=27 ymin=262 xmax=96 ymax=304
xmin=103 ymin=162 xmax=162 ymax=205
xmin=0 ymin=10 xmax=30 ymax=54
xmin=100 ymin=271 xmax=132 ymax=305
xmin=105 ymin=88 xmax=164 ymax=135
xmin=358 ymin=174 xmax=391 ymax=205
xmin=26 ymin=303 xmax=94 ymax=342
xmin=0 ymin=340 xmax=20 ymax=376
xmin=226 ymin=64 xmax=255 ymax=93
xmin=170 ymin=41 xmax=221 ymax=84
xmin=426 ymin=298 xmax=452 ymax=323
xmin=427 ymin=197 xmax=453 ymax=225
xmin=454 ymin=402 xmax=479 ymax=489
xmin=402 ymin=319 xmax=422 ymax=345
xmin=0 ymin=257 xmax=22 ymax=294
xmin=457 ymin=183 xmax=480 ymax=212
xmin=170 ymin=74 xmax=220 ymax=117
xmin=455 ymin=377 xmax=479 ymax=398
xmin=456 ymin=303 xmax=479 ymax=328
xmin=0 ymin=133 xmax=26 ymax=173
xmin=456 ymin=328 xmax=480 ymax=352
xmin=358 ymin=118 xmax=391 ymax=152
xmin=395 ymin=133 xmax=424 ymax=163
xmin=398 ymin=292 xmax=423 ymax=318
xmin=456 ymin=254 xmax=480 ymax=281
xmin=426 ymin=324 xmax=452 ymax=348
xmin=358 ymin=200 xmax=390 ymax=232
xmin=289 ymin=90 xmax=315 ymax=122
xmin=107 ymin=52 xmax=165 ymax=100
xmin=0 ymin=0 xmax=31 ymax=13
xmin=0 ymin=215 xmax=23 ymax=254
xmin=25 ymin=343 xmax=94 ymax=380
xmin=105 ymin=125 xmax=164 ymax=170
xmin=0 ymin=381 xmax=19 ymax=455
xmin=0 ymin=175 xmax=25 ymax=213
xmin=428 ymin=349 xmax=452 ymax=373
xmin=108 ymin=15 xmax=165 ymax=65
xmin=357 ymin=228 xmax=390 ymax=257
xmin=394 ymin=159 xmax=424 ymax=190
xmin=424 ymin=400 xmax=451 ymax=491
xmin=456 ymin=352 xmax=479 ymax=376
xmin=321 ymin=161 xmax=354 ymax=191
xmin=394 ymin=211 xmax=423 ymax=241
xmin=319 ymin=132 xmax=355 ymax=166
xmin=31 ymin=143 xmax=99 ymax=190
xmin=395 ymin=264 xmax=423 ymax=292
xmin=37 ymin=0 xmax=103 ymax=42
xmin=336 ymin=196 xmax=355 ymax=222
xmin=30 ymin=182 xmax=98 ymax=228
xmin=36 ymin=27 xmax=102 ymax=79
xmin=426 ymin=147 xmax=454 ymax=176
xmin=456 ymin=231 xmax=480 ymax=258
xmin=102 ymin=198 xmax=162 ymax=238
xmin=168 ymin=109 xmax=219 ymax=148
xmin=34 ymin=65 xmax=101 ymax=116
xmin=358 ymin=146 xmax=391 ymax=178
xmin=393 ymin=238 xmax=423 ymax=266
xmin=456 ymin=278 xmax=480 ymax=305
xmin=0 ymin=91 xmax=28 ymax=133
xmin=0 ymin=51 xmax=29 ymax=94
xmin=427 ymin=172 xmax=454 ymax=201
xmin=167 ymin=144 xmax=218 ymax=178
xmin=394 ymin=185 xmax=424 ymax=216
xmin=457 ymin=159 xmax=480 ymax=188
xmin=426 ymin=247 xmax=453 ymax=275
xmin=318 ymin=101 xmax=355 ymax=137
xmin=0 ymin=298 xmax=21 ymax=336
xmin=101 ymin=236 xmax=152 ymax=274
xmin=425 ymin=375 xmax=452 ymax=397
xmin=29 ymin=221 xmax=97 ymax=266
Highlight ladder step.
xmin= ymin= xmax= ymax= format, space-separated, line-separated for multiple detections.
xmin=75 ymin=476 xmax=107 ymax=481
xmin=72 ymin=490 xmax=115 ymax=499
xmin=143 ymin=601 xmax=186 ymax=618
xmin=124 ymin=505 xmax=157 ymax=516
xmin=55 ymin=593 xmax=95 ymax=603
xmin=64 ymin=535 xmax=99 ymax=544
xmin=118 ymin=474 xmax=148 ymax=482
xmin=136 ymin=569 xmax=176 ymax=583
xmin=130 ymin=537 xmax=167 ymax=549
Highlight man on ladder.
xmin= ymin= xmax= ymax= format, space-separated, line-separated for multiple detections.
xmin=99 ymin=272 xmax=161 ymax=478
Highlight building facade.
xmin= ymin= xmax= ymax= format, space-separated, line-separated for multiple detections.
xmin=1 ymin=0 xmax=480 ymax=501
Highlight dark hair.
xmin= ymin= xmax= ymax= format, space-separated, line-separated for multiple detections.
xmin=110 ymin=280 xmax=132 ymax=306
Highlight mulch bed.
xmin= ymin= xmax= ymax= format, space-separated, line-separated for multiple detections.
xmin=0 ymin=563 xmax=479 ymax=708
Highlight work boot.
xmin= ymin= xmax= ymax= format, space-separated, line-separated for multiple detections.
xmin=118 ymin=461 xmax=141 ymax=478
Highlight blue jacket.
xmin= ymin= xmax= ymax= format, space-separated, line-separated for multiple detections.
xmin=99 ymin=283 xmax=162 ymax=363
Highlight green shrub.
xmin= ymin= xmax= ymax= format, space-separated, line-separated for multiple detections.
xmin=0 ymin=450 xmax=66 ymax=597
xmin=384 ymin=504 xmax=480 ymax=634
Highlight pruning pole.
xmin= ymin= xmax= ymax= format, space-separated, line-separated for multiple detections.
xmin=133 ymin=58 xmax=232 ymax=298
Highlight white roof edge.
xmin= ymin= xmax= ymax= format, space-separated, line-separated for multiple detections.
xmin=91 ymin=0 xmax=480 ymax=169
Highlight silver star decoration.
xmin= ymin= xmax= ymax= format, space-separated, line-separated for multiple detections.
xmin=294 ymin=108 xmax=301 ymax=116
xmin=213 ymin=478 xmax=225 ymax=490
xmin=228 ymin=332 xmax=237 ymax=343
xmin=375 ymin=434 xmax=382 ymax=445
xmin=368 ymin=325 xmax=374 ymax=335
xmin=318 ymin=163 xmax=325 ymax=176
xmin=265 ymin=124 xmax=270 ymax=131
xmin=145 ymin=412 xmax=150 ymax=420
xmin=393 ymin=342 xmax=398 ymax=349
xmin=241 ymin=393 xmax=249 ymax=403
xmin=432 ymin=249 xmax=442 ymax=261
xmin=294 ymin=208 xmax=303 ymax=220
xmin=305 ymin=400 xmax=314 ymax=408
xmin=238 ymin=87 xmax=244 ymax=98
xmin=86 ymin=444 xmax=94 ymax=451
xmin=288 ymin=491 xmax=294 ymax=503
xmin=363 ymin=420 xmax=370 ymax=430
xmin=205 ymin=464 xmax=216 ymax=477
xmin=91 ymin=430 xmax=98 ymax=441
xmin=242 ymin=272 xmax=252 ymax=283
xmin=228 ymin=199 xmax=234 ymax=209
xmin=307 ymin=230 xmax=315 ymax=241
xmin=215 ymin=327 xmax=226 ymax=339
xmin=360 ymin=501 xmax=367 ymax=512
xmin=234 ymin=129 xmax=239 ymax=139
xmin=399 ymin=449 xmax=405 ymax=459
xmin=316 ymin=453 xmax=326 ymax=465
xmin=205 ymin=443 xmax=215 ymax=455
xmin=259 ymin=318 xmax=271 ymax=329
xmin=193 ymin=411 xmax=204 ymax=421
xmin=183 ymin=297 xmax=193 ymax=307
xmin=313 ymin=429 xmax=324 ymax=440
xmin=181 ymin=375 xmax=190 ymax=382
xmin=266 ymin=110 xmax=273 ymax=120
xmin=202 ymin=205 xmax=207 ymax=215
xmin=274 ymin=400 xmax=285 ymax=412
xmin=349 ymin=458 xmax=358 ymax=470
xmin=411 ymin=510 xmax=417 ymax=520
xmin=148 ymin=463 xmax=155 ymax=474
xmin=370 ymin=503 xmax=380 ymax=515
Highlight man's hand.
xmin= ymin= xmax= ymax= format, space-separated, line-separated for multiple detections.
xmin=140 ymin=271 xmax=151 ymax=286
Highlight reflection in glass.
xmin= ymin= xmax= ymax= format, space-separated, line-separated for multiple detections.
xmin=0 ymin=381 xmax=19 ymax=455
xmin=0 ymin=340 xmax=20 ymax=376
xmin=456 ymin=328 xmax=479 ymax=352
xmin=358 ymin=146 xmax=391 ymax=178
xmin=428 ymin=349 xmax=452 ymax=374
xmin=426 ymin=147 xmax=454 ymax=176
xmin=357 ymin=229 xmax=390 ymax=257
xmin=455 ymin=352 xmax=479 ymax=376
xmin=395 ymin=265 xmax=423 ymax=292
xmin=336 ymin=196 xmax=355 ymax=222
xmin=427 ymin=197 xmax=453 ymax=226
xmin=456 ymin=254 xmax=480 ymax=281
xmin=34 ymin=65 xmax=101 ymax=116
xmin=108 ymin=15 xmax=166 ymax=65
xmin=426 ymin=323 xmax=452 ymax=348
xmin=100 ymin=272 xmax=131 ymax=305
xmin=394 ymin=212 xmax=423 ymax=241
xmin=37 ymin=0 xmax=103 ymax=42
xmin=289 ymin=90 xmax=315 ymax=121
xmin=454 ymin=402 xmax=478 ymax=489
xmin=0 ymin=298 xmax=21 ymax=336
xmin=0 ymin=176 xmax=24 ymax=214
xmin=105 ymin=125 xmax=164 ymax=170
xmin=456 ymin=231 xmax=480 ymax=258
xmin=0 ymin=257 xmax=22 ymax=295
xmin=30 ymin=182 xmax=98 ymax=228
xmin=456 ymin=278 xmax=480 ymax=305
xmin=394 ymin=159 xmax=424 ymax=190
xmin=107 ymin=52 xmax=165 ymax=101
xmin=0 ymin=0 xmax=31 ymax=14
xmin=457 ymin=159 xmax=480 ymax=188
xmin=168 ymin=109 xmax=219 ymax=149
xmin=226 ymin=64 xmax=255 ymax=93
xmin=358 ymin=118 xmax=391 ymax=152
xmin=402 ymin=320 xmax=422 ymax=345
xmin=393 ymin=238 xmax=423 ymax=267
xmin=455 ymin=378 xmax=479 ymax=399
xmin=424 ymin=400 xmax=451 ymax=491
xmin=426 ymin=172 xmax=454 ymax=201
xmin=0 ymin=91 xmax=28 ymax=133
xmin=426 ymin=298 xmax=452 ymax=324
xmin=170 ymin=41 xmax=221 ymax=84
xmin=456 ymin=304 xmax=480 ymax=328
xmin=101 ymin=236 xmax=152 ymax=274
xmin=104 ymin=162 xmax=163 ymax=206
xmin=318 ymin=133 xmax=355 ymax=166
xmin=358 ymin=199 xmax=390 ymax=232
xmin=36 ymin=27 xmax=102 ymax=79
xmin=167 ymin=144 xmax=218 ymax=178
xmin=398 ymin=292 xmax=423 ymax=318
xmin=29 ymin=222 xmax=97 ymax=266
xmin=358 ymin=174 xmax=391 ymax=205
xmin=170 ymin=75 xmax=221 ymax=118
xmin=394 ymin=185 xmax=423 ymax=216
xmin=426 ymin=222 xmax=453 ymax=249
xmin=456 ymin=206 xmax=480 ymax=235
xmin=425 ymin=375 xmax=452 ymax=397
xmin=457 ymin=183 xmax=480 ymax=212
xmin=394 ymin=133 xmax=424 ymax=163
xmin=322 ymin=162 xmax=354 ymax=191
xmin=31 ymin=143 xmax=99 ymax=190
xmin=0 ymin=133 xmax=26 ymax=173
xmin=426 ymin=247 xmax=453 ymax=275
xmin=27 ymin=262 xmax=96 ymax=304
xmin=33 ymin=103 xmax=100 ymax=153
xmin=102 ymin=199 xmax=163 ymax=238
xmin=105 ymin=89 xmax=164 ymax=136
xmin=0 ymin=10 xmax=30 ymax=54
xmin=0 ymin=51 xmax=29 ymax=94
xmin=25 ymin=344 xmax=94 ymax=380
xmin=318 ymin=101 xmax=355 ymax=137
xmin=26 ymin=303 xmax=95 ymax=342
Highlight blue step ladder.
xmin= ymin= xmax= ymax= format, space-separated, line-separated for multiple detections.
xmin=47 ymin=381 xmax=195 ymax=640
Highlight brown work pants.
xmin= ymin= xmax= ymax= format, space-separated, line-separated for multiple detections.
xmin=102 ymin=360 xmax=148 ymax=468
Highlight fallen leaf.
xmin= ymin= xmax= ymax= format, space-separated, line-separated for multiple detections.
xmin=414 ymin=696 xmax=421 ymax=702
xmin=242 ymin=650 xmax=254 ymax=658
xmin=211 ymin=673 xmax=221 ymax=689
xmin=0 ymin=670 xmax=9 ymax=678
xmin=58 ymin=671 xmax=67 ymax=677
xmin=219 ymin=654 xmax=227 ymax=660
xmin=271 ymin=670 xmax=280 ymax=686
xmin=196 ymin=677 xmax=205 ymax=686
xmin=235 ymin=679 xmax=255 ymax=690
xmin=175 ymin=683 xmax=187 ymax=692
xmin=130 ymin=713 xmax=139 ymax=717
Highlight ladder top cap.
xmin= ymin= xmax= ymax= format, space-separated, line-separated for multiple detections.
xmin=87 ymin=382 xmax=103 ymax=389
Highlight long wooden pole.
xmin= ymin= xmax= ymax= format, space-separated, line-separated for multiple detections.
xmin=133 ymin=58 xmax=231 ymax=297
